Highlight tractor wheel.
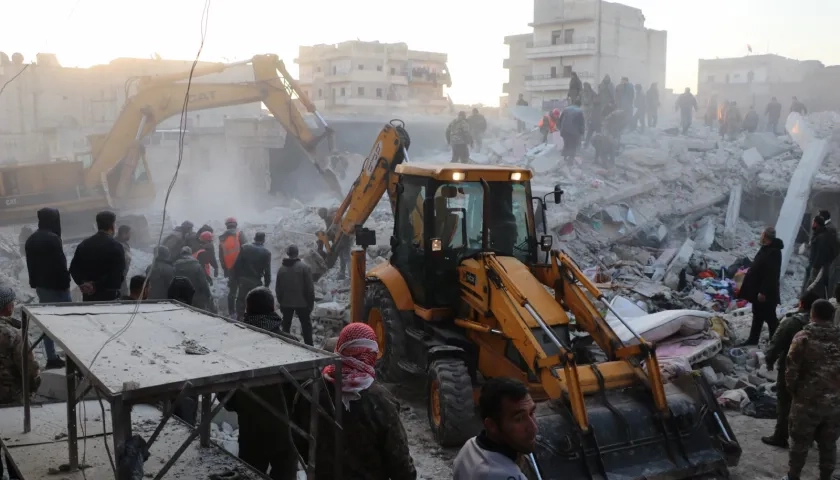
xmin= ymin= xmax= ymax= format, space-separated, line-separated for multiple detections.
xmin=364 ymin=282 xmax=408 ymax=382
xmin=427 ymin=358 xmax=480 ymax=447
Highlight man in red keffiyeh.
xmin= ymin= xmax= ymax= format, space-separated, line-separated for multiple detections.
xmin=322 ymin=322 xmax=379 ymax=409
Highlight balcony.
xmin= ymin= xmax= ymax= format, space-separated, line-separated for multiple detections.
xmin=525 ymin=75 xmax=570 ymax=92
xmin=525 ymin=38 xmax=596 ymax=59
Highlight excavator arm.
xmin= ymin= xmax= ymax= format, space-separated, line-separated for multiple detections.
xmin=85 ymin=54 xmax=340 ymax=202
xmin=316 ymin=120 xmax=411 ymax=267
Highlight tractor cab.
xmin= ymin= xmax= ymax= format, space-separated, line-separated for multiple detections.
xmin=389 ymin=164 xmax=538 ymax=308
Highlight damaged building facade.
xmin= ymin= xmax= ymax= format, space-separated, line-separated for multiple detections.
xmin=295 ymin=40 xmax=452 ymax=114
xmin=502 ymin=0 xmax=667 ymax=110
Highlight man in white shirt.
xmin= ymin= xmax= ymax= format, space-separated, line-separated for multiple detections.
xmin=453 ymin=377 xmax=538 ymax=480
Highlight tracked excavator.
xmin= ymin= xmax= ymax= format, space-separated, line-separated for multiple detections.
xmin=0 ymin=54 xmax=342 ymax=242
xmin=318 ymin=120 xmax=741 ymax=479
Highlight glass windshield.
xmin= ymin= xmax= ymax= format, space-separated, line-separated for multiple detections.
xmin=433 ymin=181 xmax=533 ymax=263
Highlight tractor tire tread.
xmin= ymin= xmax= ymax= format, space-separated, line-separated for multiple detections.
xmin=428 ymin=358 xmax=479 ymax=447
xmin=366 ymin=283 xmax=408 ymax=383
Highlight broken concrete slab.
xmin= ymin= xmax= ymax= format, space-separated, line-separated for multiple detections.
xmin=722 ymin=184 xmax=743 ymax=249
xmin=776 ymin=114 xmax=831 ymax=277
xmin=619 ymin=147 xmax=668 ymax=167
xmin=744 ymin=132 xmax=792 ymax=159
xmin=741 ymin=147 xmax=763 ymax=169
xmin=685 ymin=139 xmax=718 ymax=152
xmin=693 ymin=216 xmax=716 ymax=251
xmin=664 ymin=239 xmax=695 ymax=289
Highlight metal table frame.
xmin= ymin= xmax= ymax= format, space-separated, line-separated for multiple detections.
xmin=19 ymin=300 xmax=344 ymax=480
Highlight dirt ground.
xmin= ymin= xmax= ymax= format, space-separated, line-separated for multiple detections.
xmin=390 ymin=382 xmax=833 ymax=480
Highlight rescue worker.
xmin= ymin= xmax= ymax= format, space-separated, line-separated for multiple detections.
xmin=167 ymin=276 xmax=195 ymax=305
xmin=603 ymin=108 xmax=626 ymax=151
xmin=784 ymin=299 xmax=840 ymax=480
xmin=446 ymin=111 xmax=473 ymax=163
xmin=454 ymin=377 xmax=537 ymax=480
xmin=538 ymin=108 xmax=560 ymax=144
xmin=804 ymin=215 xmax=838 ymax=298
xmin=592 ymin=132 xmax=618 ymax=168
xmin=726 ymin=101 xmax=743 ymax=140
xmin=317 ymin=207 xmax=351 ymax=280
xmin=515 ymin=94 xmax=528 ymax=133
xmin=598 ymin=75 xmax=615 ymax=116
xmin=162 ymin=221 xmax=194 ymax=260
xmin=568 ymin=71 xmax=582 ymax=104
xmin=193 ymin=231 xmax=219 ymax=281
xmin=646 ymin=82 xmax=660 ymax=127
xmin=120 ymin=275 xmax=148 ymax=301
xmin=173 ymin=246 xmax=214 ymax=312
xmin=675 ymin=87 xmax=698 ymax=135
xmin=737 ymin=226 xmax=783 ymax=345
xmin=633 ymin=83 xmax=646 ymax=132
xmin=581 ymin=82 xmax=596 ymax=139
xmin=0 ymin=286 xmax=39 ymax=480
xmin=292 ymin=323 xmax=417 ymax=479
xmin=70 ymin=211 xmax=126 ymax=302
xmin=225 ymin=287 xmax=298 ymax=480
xmin=188 ymin=224 xmax=213 ymax=254
xmin=615 ymin=77 xmax=634 ymax=130
xmin=743 ymin=105 xmax=759 ymax=133
xmin=24 ymin=207 xmax=68 ymax=369
xmin=790 ymin=96 xmax=808 ymax=115
xmin=719 ymin=101 xmax=731 ymax=137
xmin=116 ymin=225 xmax=132 ymax=297
xmin=275 ymin=245 xmax=315 ymax=346
xmin=705 ymin=94 xmax=718 ymax=128
xmin=818 ymin=210 xmax=840 ymax=292
xmin=763 ymin=290 xmax=819 ymax=448
xmin=765 ymin=97 xmax=782 ymax=134
xmin=219 ymin=217 xmax=248 ymax=317
xmin=468 ymin=108 xmax=488 ymax=151
xmin=146 ymin=246 xmax=175 ymax=300
xmin=231 ymin=232 xmax=272 ymax=319
xmin=558 ymin=99 xmax=585 ymax=164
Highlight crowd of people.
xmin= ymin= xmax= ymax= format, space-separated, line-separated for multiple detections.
xmin=703 ymin=95 xmax=808 ymax=138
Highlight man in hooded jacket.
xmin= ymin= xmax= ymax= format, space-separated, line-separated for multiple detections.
xmin=24 ymin=208 xmax=68 ymax=369
xmin=145 ymin=246 xmax=176 ymax=300
xmin=276 ymin=245 xmax=315 ymax=345
xmin=173 ymin=247 xmax=214 ymax=312
xmin=738 ymin=226 xmax=783 ymax=345
xmin=804 ymin=215 xmax=839 ymax=298
xmin=231 ymin=232 xmax=272 ymax=319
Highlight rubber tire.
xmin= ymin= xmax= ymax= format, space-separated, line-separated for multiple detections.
xmin=364 ymin=282 xmax=409 ymax=383
xmin=427 ymin=358 xmax=480 ymax=447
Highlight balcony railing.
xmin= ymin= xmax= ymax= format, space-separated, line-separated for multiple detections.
xmin=524 ymin=72 xmax=594 ymax=92
xmin=525 ymin=37 xmax=597 ymax=59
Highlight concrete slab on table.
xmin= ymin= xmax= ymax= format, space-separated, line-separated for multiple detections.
xmin=0 ymin=401 xmax=113 ymax=448
xmin=23 ymin=301 xmax=337 ymax=399
xmin=4 ymin=404 xmax=265 ymax=480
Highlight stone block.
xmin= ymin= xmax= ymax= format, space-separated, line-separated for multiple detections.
xmin=707 ymin=354 xmax=736 ymax=375
xmin=722 ymin=184 xmax=742 ymax=249
xmin=741 ymin=147 xmax=763 ymax=169
xmin=663 ymin=239 xmax=695 ymax=289
xmin=744 ymin=132 xmax=791 ymax=159
xmin=693 ymin=216 xmax=716 ymax=251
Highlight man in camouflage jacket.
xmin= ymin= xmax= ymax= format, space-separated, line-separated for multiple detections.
xmin=446 ymin=111 xmax=473 ymax=164
xmin=0 ymin=286 xmax=41 ymax=405
xmin=762 ymin=291 xmax=818 ymax=447
xmin=785 ymin=299 xmax=840 ymax=480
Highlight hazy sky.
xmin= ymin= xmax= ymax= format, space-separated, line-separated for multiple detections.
xmin=2 ymin=0 xmax=838 ymax=106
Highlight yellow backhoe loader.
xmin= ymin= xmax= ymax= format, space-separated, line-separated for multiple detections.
xmin=318 ymin=120 xmax=741 ymax=479
xmin=1 ymin=54 xmax=340 ymax=242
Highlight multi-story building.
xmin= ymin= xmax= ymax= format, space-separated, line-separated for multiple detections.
xmin=501 ymin=34 xmax=533 ymax=109
xmin=295 ymin=40 xmax=451 ymax=114
xmin=503 ymin=0 xmax=666 ymax=110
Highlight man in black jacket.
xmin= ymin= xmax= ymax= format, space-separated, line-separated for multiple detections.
xmin=232 ymin=232 xmax=272 ymax=319
xmin=146 ymin=246 xmax=176 ymax=300
xmin=804 ymin=215 xmax=838 ymax=298
xmin=276 ymin=245 xmax=315 ymax=345
xmin=24 ymin=208 xmax=68 ymax=369
xmin=69 ymin=211 xmax=125 ymax=302
xmin=737 ymin=226 xmax=783 ymax=345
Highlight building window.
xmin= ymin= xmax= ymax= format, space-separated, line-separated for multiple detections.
xmin=318 ymin=89 xmax=322 ymax=98
xmin=390 ymin=67 xmax=396 ymax=75
xmin=376 ymin=88 xmax=383 ymax=98
xmin=358 ymin=87 xmax=365 ymax=96
xmin=747 ymin=70 xmax=754 ymax=83
xmin=564 ymin=28 xmax=575 ymax=44
xmin=707 ymin=75 xmax=715 ymax=83
xmin=376 ymin=65 xmax=383 ymax=72
xmin=333 ymin=66 xmax=337 ymax=74
xmin=358 ymin=64 xmax=364 ymax=70
xmin=563 ymin=66 xmax=572 ymax=77
xmin=551 ymin=30 xmax=562 ymax=45
xmin=341 ymin=87 xmax=346 ymax=96
xmin=550 ymin=66 xmax=557 ymax=78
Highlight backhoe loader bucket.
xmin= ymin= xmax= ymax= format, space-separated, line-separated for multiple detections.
xmin=528 ymin=375 xmax=740 ymax=480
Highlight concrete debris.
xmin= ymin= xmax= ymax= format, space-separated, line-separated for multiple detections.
xmin=663 ymin=239 xmax=694 ymax=290
xmin=741 ymin=147 xmax=763 ymax=169
xmin=744 ymin=132 xmax=792 ymax=159
xmin=692 ymin=216 xmax=716 ymax=251
xmin=721 ymin=184 xmax=742 ymax=249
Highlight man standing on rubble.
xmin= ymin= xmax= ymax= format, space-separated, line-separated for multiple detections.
xmin=705 ymin=94 xmax=719 ymax=128
xmin=765 ymin=97 xmax=782 ymax=134
xmin=232 ymin=232 xmax=272 ymax=319
xmin=675 ymin=88 xmax=698 ymax=135
xmin=646 ymin=83 xmax=660 ymax=127
xmin=219 ymin=217 xmax=248 ymax=317
xmin=276 ymin=245 xmax=315 ymax=346
xmin=804 ymin=215 xmax=838 ymax=298
xmin=193 ymin=231 xmax=219 ymax=281
xmin=633 ymin=84 xmax=646 ymax=132
xmin=784 ymin=299 xmax=840 ymax=480
xmin=568 ymin=72 xmax=582 ymax=105
xmin=725 ymin=101 xmax=743 ymax=140
xmin=581 ymin=83 xmax=596 ymax=139
xmin=790 ymin=96 xmax=808 ymax=115
xmin=24 ymin=207 xmax=68 ymax=369
xmin=743 ymin=105 xmax=759 ymax=133
xmin=173 ymin=247 xmax=214 ymax=312
xmin=539 ymin=108 xmax=560 ymax=144
xmin=446 ymin=111 xmax=473 ymax=163
xmin=162 ymin=221 xmax=194 ymax=259
xmin=146 ymin=246 xmax=175 ymax=300
xmin=737 ymin=226 xmax=783 ymax=345
xmin=515 ymin=94 xmax=529 ymax=133
xmin=762 ymin=290 xmax=819 ymax=448
xmin=598 ymin=75 xmax=615 ymax=116
xmin=558 ymin=98 xmax=585 ymax=164
xmin=116 ymin=225 xmax=132 ymax=297
xmin=454 ymin=377 xmax=537 ymax=480
xmin=468 ymin=108 xmax=488 ymax=151
xmin=615 ymin=77 xmax=634 ymax=130
xmin=70 ymin=211 xmax=126 ymax=302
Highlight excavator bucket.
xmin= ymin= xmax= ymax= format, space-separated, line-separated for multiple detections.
xmin=268 ymin=134 xmax=344 ymax=202
xmin=528 ymin=374 xmax=740 ymax=480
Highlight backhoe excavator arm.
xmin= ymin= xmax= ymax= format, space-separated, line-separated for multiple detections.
xmin=316 ymin=121 xmax=411 ymax=267
xmin=84 ymin=54 xmax=339 ymax=199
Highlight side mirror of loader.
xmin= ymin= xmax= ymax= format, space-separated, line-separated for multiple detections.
xmin=540 ymin=235 xmax=553 ymax=252
xmin=553 ymin=184 xmax=564 ymax=204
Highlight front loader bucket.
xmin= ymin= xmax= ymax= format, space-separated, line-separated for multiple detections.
xmin=529 ymin=377 xmax=739 ymax=480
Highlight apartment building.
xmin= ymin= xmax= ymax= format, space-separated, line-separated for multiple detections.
xmin=295 ymin=40 xmax=451 ymax=114
xmin=503 ymin=0 xmax=666 ymax=110
xmin=501 ymin=34 xmax=533 ymax=109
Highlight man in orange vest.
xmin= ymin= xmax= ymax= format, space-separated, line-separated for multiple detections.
xmin=219 ymin=217 xmax=248 ymax=318
xmin=193 ymin=231 xmax=218 ymax=281
xmin=539 ymin=108 xmax=560 ymax=143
